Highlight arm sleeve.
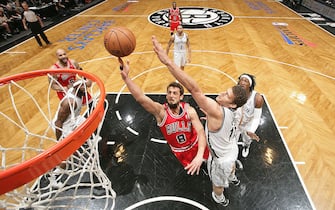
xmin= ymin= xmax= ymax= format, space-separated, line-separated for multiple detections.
xmin=247 ymin=108 xmax=262 ymax=133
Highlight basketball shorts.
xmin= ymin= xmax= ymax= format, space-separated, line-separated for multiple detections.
xmin=172 ymin=144 xmax=210 ymax=168
xmin=207 ymin=145 xmax=238 ymax=187
xmin=238 ymin=123 xmax=253 ymax=145
xmin=170 ymin=21 xmax=180 ymax=32
xmin=52 ymin=115 xmax=86 ymax=140
xmin=174 ymin=51 xmax=187 ymax=67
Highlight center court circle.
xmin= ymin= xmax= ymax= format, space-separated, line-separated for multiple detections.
xmin=148 ymin=7 xmax=234 ymax=30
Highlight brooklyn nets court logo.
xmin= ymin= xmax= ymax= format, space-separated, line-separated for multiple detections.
xmin=148 ymin=7 xmax=234 ymax=30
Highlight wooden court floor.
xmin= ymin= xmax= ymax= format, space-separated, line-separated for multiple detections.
xmin=0 ymin=0 xmax=334 ymax=209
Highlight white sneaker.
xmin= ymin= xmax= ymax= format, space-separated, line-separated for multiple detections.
xmin=211 ymin=192 xmax=229 ymax=206
xmin=242 ymin=145 xmax=250 ymax=158
xmin=236 ymin=159 xmax=243 ymax=170
xmin=48 ymin=175 xmax=64 ymax=189
xmin=53 ymin=167 xmax=65 ymax=175
xmin=223 ymin=179 xmax=229 ymax=188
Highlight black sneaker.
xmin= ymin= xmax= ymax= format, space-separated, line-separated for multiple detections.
xmin=229 ymin=175 xmax=240 ymax=186
xmin=2 ymin=34 xmax=7 ymax=40
xmin=212 ymin=192 xmax=229 ymax=206
xmin=231 ymin=178 xmax=240 ymax=186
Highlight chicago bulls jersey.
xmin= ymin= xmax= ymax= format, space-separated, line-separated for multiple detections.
xmin=169 ymin=8 xmax=181 ymax=23
xmin=52 ymin=60 xmax=92 ymax=104
xmin=53 ymin=60 xmax=77 ymax=89
xmin=158 ymin=102 xmax=209 ymax=167
xmin=159 ymin=102 xmax=198 ymax=149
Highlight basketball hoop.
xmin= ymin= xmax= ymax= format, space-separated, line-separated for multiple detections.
xmin=0 ymin=69 xmax=115 ymax=209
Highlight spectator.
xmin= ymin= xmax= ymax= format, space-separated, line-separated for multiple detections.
xmin=5 ymin=4 xmax=22 ymax=33
xmin=0 ymin=7 xmax=13 ymax=38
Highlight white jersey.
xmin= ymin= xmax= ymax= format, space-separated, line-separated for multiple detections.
xmin=205 ymin=107 xmax=239 ymax=158
xmin=174 ymin=33 xmax=188 ymax=53
xmin=53 ymin=91 xmax=85 ymax=139
xmin=23 ymin=10 xmax=38 ymax=22
xmin=236 ymin=90 xmax=256 ymax=129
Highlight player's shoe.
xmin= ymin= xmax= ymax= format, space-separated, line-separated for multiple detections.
xmin=236 ymin=159 xmax=243 ymax=170
xmin=242 ymin=144 xmax=250 ymax=158
xmin=212 ymin=192 xmax=229 ymax=206
xmin=48 ymin=174 xmax=64 ymax=189
xmin=229 ymin=175 xmax=240 ymax=186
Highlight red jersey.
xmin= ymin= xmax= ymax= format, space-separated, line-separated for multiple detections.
xmin=53 ymin=60 xmax=92 ymax=104
xmin=158 ymin=102 xmax=209 ymax=167
xmin=169 ymin=8 xmax=181 ymax=23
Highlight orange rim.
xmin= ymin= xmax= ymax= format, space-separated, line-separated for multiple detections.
xmin=0 ymin=69 xmax=106 ymax=195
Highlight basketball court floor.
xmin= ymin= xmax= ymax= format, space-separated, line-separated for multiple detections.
xmin=1 ymin=0 xmax=334 ymax=209
xmin=99 ymin=93 xmax=313 ymax=209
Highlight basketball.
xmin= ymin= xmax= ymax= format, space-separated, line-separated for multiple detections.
xmin=104 ymin=27 xmax=136 ymax=57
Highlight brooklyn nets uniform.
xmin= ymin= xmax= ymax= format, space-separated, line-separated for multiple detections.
xmin=236 ymin=90 xmax=257 ymax=145
xmin=173 ymin=33 xmax=188 ymax=67
xmin=206 ymin=107 xmax=239 ymax=187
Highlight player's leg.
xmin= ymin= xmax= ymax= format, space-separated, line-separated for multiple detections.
xmin=209 ymin=158 xmax=229 ymax=206
xmin=180 ymin=52 xmax=187 ymax=70
xmin=241 ymin=131 xmax=253 ymax=158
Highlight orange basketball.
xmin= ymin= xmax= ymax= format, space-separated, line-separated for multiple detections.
xmin=104 ymin=27 xmax=136 ymax=57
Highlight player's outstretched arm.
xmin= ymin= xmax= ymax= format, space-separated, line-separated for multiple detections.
xmin=166 ymin=35 xmax=174 ymax=55
xmin=118 ymin=58 xmax=164 ymax=121
xmin=186 ymin=36 xmax=191 ymax=63
xmin=246 ymin=93 xmax=264 ymax=141
xmin=152 ymin=35 xmax=218 ymax=118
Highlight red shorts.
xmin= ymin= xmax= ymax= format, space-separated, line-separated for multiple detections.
xmin=170 ymin=21 xmax=180 ymax=32
xmin=57 ymin=91 xmax=92 ymax=105
xmin=173 ymin=144 xmax=209 ymax=167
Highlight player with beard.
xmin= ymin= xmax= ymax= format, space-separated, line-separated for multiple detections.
xmin=118 ymin=58 xmax=209 ymax=175
xmin=49 ymin=48 xmax=92 ymax=104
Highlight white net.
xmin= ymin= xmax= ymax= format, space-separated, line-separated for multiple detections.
xmin=0 ymin=70 xmax=116 ymax=209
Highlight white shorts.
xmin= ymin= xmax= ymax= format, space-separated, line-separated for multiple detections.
xmin=174 ymin=51 xmax=187 ymax=67
xmin=52 ymin=115 xmax=86 ymax=140
xmin=238 ymin=124 xmax=253 ymax=145
xmin=207 ymin=155 xmax=235 ymax=187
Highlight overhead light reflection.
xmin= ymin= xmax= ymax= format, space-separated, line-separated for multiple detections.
xmin=264 ymin=147 xmax=274 ymax=166
xmin=124 ymin=114 xmax=134 ymax=123
xmin=114 ymin=143 xmax=127 ymax=163
xmin=290 ymin=91 xmax=306 ymax=104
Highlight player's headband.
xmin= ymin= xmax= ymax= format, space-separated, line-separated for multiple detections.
xmin=240 ymin=75 xmax=252 ymax=86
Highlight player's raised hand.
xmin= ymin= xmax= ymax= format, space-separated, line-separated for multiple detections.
xmin=118 ymin=57 xmax=130 ymax=81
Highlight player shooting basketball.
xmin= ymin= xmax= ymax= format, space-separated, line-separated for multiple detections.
xmin=118 ymin=58 xmax=209 ymax=175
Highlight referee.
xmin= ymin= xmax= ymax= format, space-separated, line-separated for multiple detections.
xmin=21 ymin=1 xmax=51 ymax=48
